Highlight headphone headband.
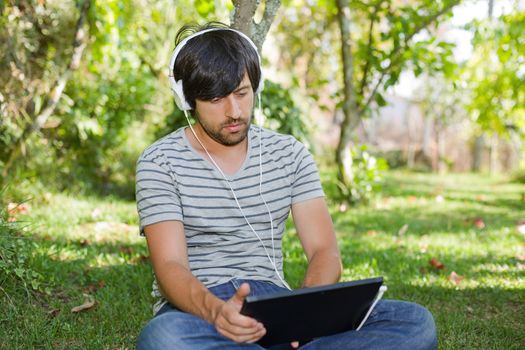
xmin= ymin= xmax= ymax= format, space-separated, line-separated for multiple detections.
xmin=168 ymin=27 xmax=264 ymax=111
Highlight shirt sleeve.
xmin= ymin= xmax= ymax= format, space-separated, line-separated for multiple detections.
xmin=290 ymin=138 xmax=325 ymax=204
xmin=135 ymin=148 xmax=183 ymax=235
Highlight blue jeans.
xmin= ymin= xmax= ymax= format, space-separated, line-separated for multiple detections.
xmin=137 ymin=279 xmax=437 ymax=349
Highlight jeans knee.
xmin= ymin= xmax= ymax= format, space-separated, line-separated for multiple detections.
xmin=407 ymin=302 xmax=437 ymax=350
xmin=137 ymin=313 xmax=179 ymax=350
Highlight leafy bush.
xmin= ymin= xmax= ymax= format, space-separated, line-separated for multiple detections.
xmin=512 ymin=167 xmax=525 ymax=184
xmin=260 ymin=80 xmax=310 ymax=144
xmin=0 ymin=199 xmax=50 ymax=295
xmin=337 ymin=145 xmax=389 ymax=204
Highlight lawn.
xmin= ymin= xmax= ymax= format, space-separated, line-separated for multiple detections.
xmin=1 ymin=171 xmax=524 ymax=349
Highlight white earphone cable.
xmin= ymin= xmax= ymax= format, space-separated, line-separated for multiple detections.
xmin=183 ymin=109 xmax=290 ymax=289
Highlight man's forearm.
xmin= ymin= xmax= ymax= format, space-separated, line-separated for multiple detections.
xmin=157 ymin=260 xmax=224 ymax=323
xmin=302 ymin=249 xmax=342 ymax=288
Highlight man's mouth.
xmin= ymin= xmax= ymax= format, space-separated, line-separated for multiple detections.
xmin=224 ymin=122 xmax=243 ymax=132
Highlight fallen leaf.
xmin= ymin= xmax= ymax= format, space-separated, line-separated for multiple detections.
xmin=448 ymin=271 xmax=464 ymax=285
xmin=466 ymin=306 xmax=474 ymax=314
xmin=407 ymin=196 xmax=417 ymax=203
xmin=83 ymin=281 xmax=105 ymax=294
xmin=429 ymin=258 xmax=445 ymax=270
xmin=419 ymin=243 xmax=428 ymax=253
xmin=398 ymin=224 xmax=409 ymax=236
xmin=367 ymin=230 xmax=378 ymax=237
xmin=517 ymin=255 xmax=525 ymax=262
xmin=131 ymin=255 xmax=149 ymax=264
xmin=119 ymin=246 xmax=134 ymax=255
xmin=71 ymin=299 xmax=96 ymax=313
xmin=7 ymin=202 xmax=31 ymax=215
xmin=47 ymin=308 xmax=60 ymax=317
xmin=473 ymin=217 xmax=485 ymax=229
xmin=7 ymin=202 xmax=31 ymax=221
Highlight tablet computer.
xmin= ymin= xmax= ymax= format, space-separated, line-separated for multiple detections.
xmin=240 ymin=277 xmax=385 ymax=347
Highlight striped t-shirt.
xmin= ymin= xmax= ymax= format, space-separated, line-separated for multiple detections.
xmin=136 ymin=125 xmax=324 ymax=312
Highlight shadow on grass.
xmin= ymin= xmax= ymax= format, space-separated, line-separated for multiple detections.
xmin=332 ymin=205 xmax=522 ymax=237
xmin=0 ymin=234 xmax=154 ymax=349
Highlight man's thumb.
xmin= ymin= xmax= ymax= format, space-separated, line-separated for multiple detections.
xmin=232 ymin=282 xmax=251 ymax=303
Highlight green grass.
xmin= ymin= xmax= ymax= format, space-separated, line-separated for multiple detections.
xmin=1 ymin=171 xmax=524 ymax=349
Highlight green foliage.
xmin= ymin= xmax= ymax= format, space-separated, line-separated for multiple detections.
xmin=337 ymin=145 xmax=389 ymax=204
xmin=511 ymin=167 xmax=525 ymax=184
xmin=0 ymin=0 xmax=230 ymax=196
xmin=0 ymin=200 xmax=51 ymax=296
xmin=261 ymin=80 xmax=310 ymax=144
xmin=464 ymin=7 xmax=525 ymax=139
xmin=277 ymin=0 xmax=458 ymax=116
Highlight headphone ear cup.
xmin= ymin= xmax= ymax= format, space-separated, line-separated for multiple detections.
xmin=170 ymin=78 xmax=191 ymax=111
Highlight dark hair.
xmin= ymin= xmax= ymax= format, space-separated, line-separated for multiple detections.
xmin=172 ymin=22 xmax=261 ymax=110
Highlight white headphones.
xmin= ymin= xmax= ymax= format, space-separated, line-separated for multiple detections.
xmin=168 ymin=27 xmax=264 ymax=111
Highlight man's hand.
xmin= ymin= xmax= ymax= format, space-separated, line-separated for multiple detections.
xmin=213 ymin=283 xmax=266 ymax=343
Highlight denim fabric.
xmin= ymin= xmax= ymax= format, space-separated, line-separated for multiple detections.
xmin=137 ymin=279 xmax=437 ymax=350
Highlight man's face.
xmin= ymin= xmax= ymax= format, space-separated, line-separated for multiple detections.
xmin=194 ymin=73 xmax=254 ymax=146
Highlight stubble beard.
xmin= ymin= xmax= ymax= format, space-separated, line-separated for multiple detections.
xmin=196 ymin=113 xmax=253 ymax=146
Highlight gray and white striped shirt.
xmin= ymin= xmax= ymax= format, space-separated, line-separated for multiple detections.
xmin=136 ymin=125 xmax=324 ymax=312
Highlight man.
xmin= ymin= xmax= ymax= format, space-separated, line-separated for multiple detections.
xmin=136 ymin=22 xmax=437 ymax=349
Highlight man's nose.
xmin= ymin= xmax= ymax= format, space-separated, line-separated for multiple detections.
xmin=224 ymin=95 xmax=241 ymax=119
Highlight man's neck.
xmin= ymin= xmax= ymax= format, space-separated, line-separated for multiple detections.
xmin=185 ymin=125 xmax=249 ymax=176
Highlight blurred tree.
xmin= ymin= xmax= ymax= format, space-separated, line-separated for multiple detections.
xmin=1 ymin=0 xmax=91 ymax=177
xmin=417 ymin=73 xmax=467 ymax=173
xmin=334 ymin=0 xmax=460 ymax=202
xmin=0 ymin=0 xmax=287 ymax=196
xmin=0 ymin=0 xmax=224 ymax=194
xmin=275 ymin=0 xmax=459 ymax=202
xmin=464 ymin=4 xmax=525 ymax=172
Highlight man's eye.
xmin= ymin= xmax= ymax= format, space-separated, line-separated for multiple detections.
xmin=210 ymin=97 xmax=222 ymax=103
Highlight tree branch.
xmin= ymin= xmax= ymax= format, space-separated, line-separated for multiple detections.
xmin=231 ymin=0 xmax=258 ymax=36
xmin=359 ymin=0 xmax=460 ymax=114
xmin=358 ymin=2 xmax=380 ymax=97
xmin=231 ymin=0 xmax=281 ymax=52
xmin=252 ymin=0 xmax=281 ymax=52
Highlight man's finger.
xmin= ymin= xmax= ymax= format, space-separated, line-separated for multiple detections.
xmin=230 ymin=282 xmax=251 ymax=305
xmin=217 ymin=325 xmax=266 ymax=344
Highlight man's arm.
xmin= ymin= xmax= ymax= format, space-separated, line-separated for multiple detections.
xmin=291 ymin=197 xmax=342 ymax=287
xmin=144 ymin=221 xmax=266 ymax=343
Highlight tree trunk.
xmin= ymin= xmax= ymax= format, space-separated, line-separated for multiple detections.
xmin=489 ymin=134 xmax=499 ymax=174
xmin=2 ymin=0 xmax=91 ymax=178
xmin=335 ymin=0 xmax=360 ymax=200
xmin=230 ymin=0 xmax=281 ymax=52
xmin=472 ymin=135 xmax=484 ymax=172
